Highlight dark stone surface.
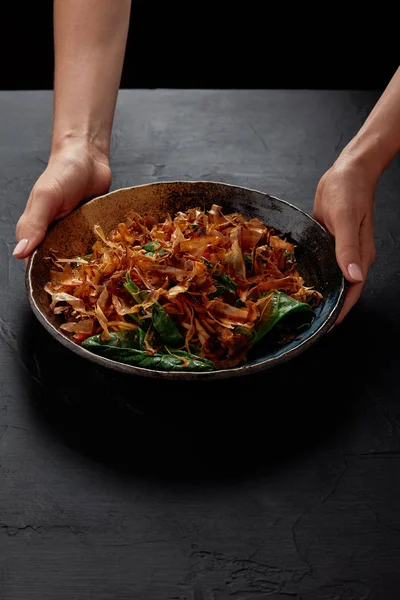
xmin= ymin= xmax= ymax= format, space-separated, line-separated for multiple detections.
xmin=1 ymin=89 xmax=400 ymax=599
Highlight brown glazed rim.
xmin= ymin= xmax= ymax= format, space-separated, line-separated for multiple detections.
xmin=26 ymin=180 xmax=346 ymax=380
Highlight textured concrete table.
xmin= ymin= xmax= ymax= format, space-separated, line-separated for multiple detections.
xmin=1 ymin=89 xmax=400 ymax=600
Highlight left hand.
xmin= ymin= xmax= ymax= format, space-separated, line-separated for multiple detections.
xmin=313 ymin=157 xmax=377 ymax=325
xmin=14 ymin=138 xmax=111 ymax=260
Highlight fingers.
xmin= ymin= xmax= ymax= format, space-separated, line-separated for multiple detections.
xmin=334 ymin=213 xmax=375 ymax=326
xmin=335 ymin=281 xmax=364 ymax=325
xmin=14 ymin=185 xmax=62 ymax=259
xmin=333 ymin=204 xmax=364 ymax=284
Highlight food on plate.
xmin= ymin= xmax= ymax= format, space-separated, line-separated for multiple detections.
xmin=45 ymin=205 xmax=322 ymax=371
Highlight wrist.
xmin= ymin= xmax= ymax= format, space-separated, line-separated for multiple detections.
xmin=51 ymin=129 xmax=111 ymax=165
xmin=338 ymin=129 xmax=394 ymax=185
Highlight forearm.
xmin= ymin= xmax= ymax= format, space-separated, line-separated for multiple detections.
xmin=339 ymin=66 xmax=400 ymax=182
xmin=52 ymin=0 xmax=132 ymax=159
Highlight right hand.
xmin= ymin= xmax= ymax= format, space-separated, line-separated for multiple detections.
xmin=14 ymin=139 xmax=112 ymax=259
xmin=313 ymin=156 xmax=377 ymax=325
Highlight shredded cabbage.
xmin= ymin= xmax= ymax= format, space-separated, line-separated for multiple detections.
xmin=45 ymin=205 xmax=322 ymax=368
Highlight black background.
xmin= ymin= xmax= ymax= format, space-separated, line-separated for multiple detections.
xmin=1 ymin=1 xmax=398 ymax=91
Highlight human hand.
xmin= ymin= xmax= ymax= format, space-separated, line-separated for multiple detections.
xmin=14 ymin=140 xmax=111 ymax=259
xmin=313 ymin=158 xmax=376 ymax=325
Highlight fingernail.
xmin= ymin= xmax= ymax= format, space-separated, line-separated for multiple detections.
xmin=347 ymin=263 xmax=363 ymax=282
xmin=13 ymin=238 xmax=29 ymax=257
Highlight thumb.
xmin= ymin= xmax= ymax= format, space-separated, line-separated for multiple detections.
xmin=333 ymin=208 xmax=364 ymax=283
xmin=14 ymin=188 xmax=61 ymax=259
